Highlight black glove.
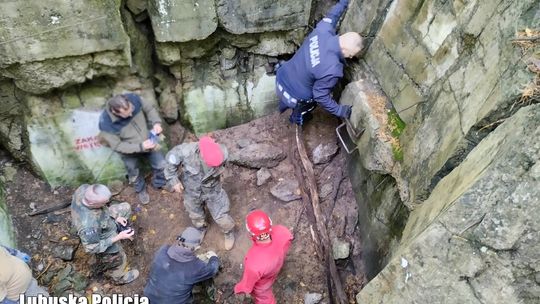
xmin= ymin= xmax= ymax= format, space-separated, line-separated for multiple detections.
xmin=289 ymin=112 xmax=304 ymax=125
xmin=338 ymin=104 xmax=352 ymax=119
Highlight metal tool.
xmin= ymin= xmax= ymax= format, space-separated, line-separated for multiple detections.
xmin=336 ymin=118 xmax=364 ymax=154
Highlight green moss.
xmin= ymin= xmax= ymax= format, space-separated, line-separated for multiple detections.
xmin=392 ymin=145 xmax=404 ymax=162
xmin=388 ymin=109 xmax=406 ymax=162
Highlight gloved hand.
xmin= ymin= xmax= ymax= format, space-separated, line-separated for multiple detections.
xmin=289 ymin=113 xmax=303 ymax=125
xmin=205 ymin=250 xmax=218 ymax=259
xmin=197 ymin=251 xmax=218 ymax=262
xmin=337 ymin=104 xmax=352 ymax=119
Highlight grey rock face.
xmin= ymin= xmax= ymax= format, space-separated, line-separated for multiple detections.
xmin=148 ymin=0 xmax=217 ymax=42
xmin=270 ymin=179 xmax=301 ymax=202
xmin=216 ymin=0 xmax=312 ymax=34
xmin=256 ymin=168 xmax=272 ymax=186
xmin=357 ymin=105 xmax=540 ymax=304
xmin=0 ymin=0 xmax=130 ymax=93
xmin=341 ymin=74 xmax=409 ymax=205
xmin=126 ymin=0 xmax=147 ymax=15
xmin=229 ymin=143 xmax=286 ymax=168
xmin=0 ymin=0 xmax=128 ymax=66
xmin=312 ymin=143 xmax=339 ymax=165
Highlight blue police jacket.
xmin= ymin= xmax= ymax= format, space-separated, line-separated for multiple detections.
xmin=276 ymin=0 xmax=349 ymax=116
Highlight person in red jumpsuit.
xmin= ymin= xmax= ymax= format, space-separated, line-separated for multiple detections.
xmin=234 ymin=210 xmax=293 ymax=304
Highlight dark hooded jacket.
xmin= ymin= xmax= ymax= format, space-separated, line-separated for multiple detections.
xmin=143 ymin=245 xmax=219 ymax=304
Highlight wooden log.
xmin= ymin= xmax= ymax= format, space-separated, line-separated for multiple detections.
xmin=295 ymin=125 xmax=348 ymax=304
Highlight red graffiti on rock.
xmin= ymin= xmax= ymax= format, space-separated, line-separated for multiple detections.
xmin=75 ymin=136 xmax=102 ymax=151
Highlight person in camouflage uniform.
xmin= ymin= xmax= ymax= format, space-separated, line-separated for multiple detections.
xmin=70 ymin=184 xmax=139 ymax=284
xmin=164 ymin=136 xmax=236 ymax=250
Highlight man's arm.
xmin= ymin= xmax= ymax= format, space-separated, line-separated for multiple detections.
xmin=136 ymin=94 xmax=162 ymax=127
xmin=164 ymin=145 xmax=187 ymax=188
xmin=193 ymin=256 xmax=220 ymax=283
xmin=313 ymin=75 xmax=351 ymax=118
xmin=323 ymin=0 xmax=349 ymax=29
xmin=234 ymin=260 xmax=261 ymax=295
xmin=78 ymin=227 xmax=133 ymax=254
xmin=78 ymin=227 xmax=115 ymax=254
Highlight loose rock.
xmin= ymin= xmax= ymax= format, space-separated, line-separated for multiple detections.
xmin=256 ymin=168 xmax=272 ymax=186
xmin=320 ymin=183 xmax=333 ymax=199
xmin=229 ymin=143 xmax=286 ymax=168
xmin=332 ymin=238 xmax=350 ymax=260
xmin=304 ymin=292 xmax=323 ymax=304
xmin=52 ymin=245 xmax=76 ymax=261
xmin=312 ymin=143 xmax=339 ymax=165
xmin=270 ymin=179 xmax=301 ymax=202
xmin=2 ymin=165 xmax=17 ymax=182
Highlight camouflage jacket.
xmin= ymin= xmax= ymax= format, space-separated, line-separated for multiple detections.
xmin=71 ymin=184 xmax=120 ymax=254
xmin=164 ymin=142 xmax=228 ymax=192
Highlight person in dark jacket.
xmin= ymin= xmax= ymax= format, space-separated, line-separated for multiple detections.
xmin=98 ymin=93 xmax=167 ymax=204
xmin=144 ymin=227 xmax=220 ymax=304
xmin=275 ymin=0 xmax=363 ymax=125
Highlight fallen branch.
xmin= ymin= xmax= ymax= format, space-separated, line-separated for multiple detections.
xmin=288 ymin=131 xmax=322 ymax=258
xmin=27 ymin=201 xmax=70 ymax=216
xmin=36 ymin=261 xmax=53 ymax=281
xmin=295 ymin=125 xmax=348 ymax=304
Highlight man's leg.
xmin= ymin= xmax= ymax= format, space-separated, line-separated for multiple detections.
xmin=204 ymin=187 xmax=235 ymax=250
xmin=147 ymin=150 xmax=167 ymax=189
xmin=102 ymin=247 xmax=139 ymax=285
xmin=252 ymin=288 xmax=276 ymax=304
xmin=183 ymin=191 xmax=207 ymax=229
xmin=290 ymin=101 xmax=316 ymax=125
xmin=120 ymin=154 xmax=145 ymax=193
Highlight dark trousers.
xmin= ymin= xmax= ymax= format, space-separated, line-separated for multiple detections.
xmin=276 ymin=84 xmax=316 ymax=125
xmin=121 ymin=151 xmax=166 ymax=193
xmin=278 ymin=98 xmax=316 ymax=125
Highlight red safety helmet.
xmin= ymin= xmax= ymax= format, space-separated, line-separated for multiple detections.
xmin=246 ymin=210 xmax=272 ymax=238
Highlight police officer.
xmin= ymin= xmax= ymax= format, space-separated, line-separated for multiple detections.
xmin=99 ymin=93 xmax=167 ymax=204
xmin=144 ymin=227 xmax=220 ymax=304
xmin=164 ymin=136 xmax=235 ymax=251
xmin=70 ymin=184 xmax=139 ymax=284
xmin=275 ymin=0 xmax=363 ymax=125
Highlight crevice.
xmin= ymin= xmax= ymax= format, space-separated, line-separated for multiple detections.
xmin=362 ymin=0 xmax=400 ymax=53
xmin=451 ymin=88 xmax=466 ymax=136
xmin=461 ymin=275 xmax=487 ymax=304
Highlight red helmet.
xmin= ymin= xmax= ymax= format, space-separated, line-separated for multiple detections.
xmin=246 ymin=210 xmax=272 ymax=237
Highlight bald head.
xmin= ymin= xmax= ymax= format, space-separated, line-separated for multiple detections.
xmin=83 ymin=184 xmax=112 ymax=208
xmin=339 ymin=32 xmax=363 ymax=59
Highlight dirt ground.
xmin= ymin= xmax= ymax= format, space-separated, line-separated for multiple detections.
xmin=3 ymin=109 xmax=366 ymax=303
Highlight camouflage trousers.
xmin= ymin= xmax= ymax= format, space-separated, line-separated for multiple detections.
xmin=96 ymin=247 xmax=128 ymax=282
xmin=183 ymin=187 xmax=235 ymax=233
xmin=97 ymin=202 xmax=132 ymax=282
